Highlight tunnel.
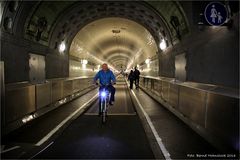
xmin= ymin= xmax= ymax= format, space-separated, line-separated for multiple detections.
xmin=0 ymin=1 xmax=239 ymax=159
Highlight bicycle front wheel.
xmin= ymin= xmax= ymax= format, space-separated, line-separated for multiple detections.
xmin=101 ymin=100 xmax=107 ymax=124
xmin=102 ymin=111 xmax=106 ymax=124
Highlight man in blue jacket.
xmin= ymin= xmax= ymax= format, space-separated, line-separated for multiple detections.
xmin=94 ymin=63 xmax=116 ymax=110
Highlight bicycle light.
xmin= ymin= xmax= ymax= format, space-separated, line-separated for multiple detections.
xmin=101 ymin=91 xmax=106 ymax=97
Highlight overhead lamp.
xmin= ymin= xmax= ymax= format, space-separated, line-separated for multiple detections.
xmin=145 ymin=58 xmax=151 ymax=64
xmin=160 ymin=39 xmax=167 ymax=50
xmin=59 ymin=41 xmax=66 ymax=53
xmin=81 ymin=59 xmax=88 ymax=65
xmin=80 ymin=59 xmax=88 ymax=70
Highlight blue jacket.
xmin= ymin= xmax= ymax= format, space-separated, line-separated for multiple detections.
xmin=94 ymin=69 xmax=116 ymax=85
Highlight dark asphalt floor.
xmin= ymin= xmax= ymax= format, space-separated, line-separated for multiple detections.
xmin=33 ymin=81 xmax=155 ymax=159
xmin=34 ymin=115 xmax=154 ymax=159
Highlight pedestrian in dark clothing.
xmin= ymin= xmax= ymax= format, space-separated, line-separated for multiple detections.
xmin=134 ymin=67 xmax=140 ymax=89
xmin=128 ymin=70 xmax=135 ymax=89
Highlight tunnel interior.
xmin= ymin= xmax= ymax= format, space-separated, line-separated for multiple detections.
xmin=1 ymin=1 xmax=238 ymax=87
xmin=0 ymin=1 xmax=239 ymax=159
xmin=69 ymin=17 xmax=159 ymax=77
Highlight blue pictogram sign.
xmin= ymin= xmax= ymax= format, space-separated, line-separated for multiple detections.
xmin=204 ymin=2 xmax=228 ymax=26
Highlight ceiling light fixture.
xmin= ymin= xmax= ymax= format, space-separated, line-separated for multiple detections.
xmin=145 ymin=58 xmax=151 ymax=64
xmin=81 ymin=59 xmax=88 ymax=65
xmin=59 ymin=41 xmax=66 ymax=53
xmin=159 ymin=39 xmax=167 ymax=50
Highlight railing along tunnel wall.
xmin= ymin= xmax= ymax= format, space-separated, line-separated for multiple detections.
xmin=139 ymin=76 xmax=239 ymax=152
xmin=3 ymin=77 xmax=96 ymax=134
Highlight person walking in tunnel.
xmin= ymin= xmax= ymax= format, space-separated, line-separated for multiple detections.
xmin=128 ymin=70 xmax=135 ymax=89
xmin=94 ymin=63 xmax=116 ymax=114
xmin=134 ymin=66 xmax=140 ymax=89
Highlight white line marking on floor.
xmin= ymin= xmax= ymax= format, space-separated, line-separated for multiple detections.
xmin=130 ymin=89 xmax=172 ymax=160
xmin=1 ymin=146 xmax=20 ymax=154
xmin=35 ymin=94 xmax=98 ymax=146
xmin=30 ymin=142 xmax=54 ymax=159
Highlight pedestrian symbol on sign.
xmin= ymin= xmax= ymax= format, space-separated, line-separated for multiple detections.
xmin=204 ymin=2 xmax=228 ymax=26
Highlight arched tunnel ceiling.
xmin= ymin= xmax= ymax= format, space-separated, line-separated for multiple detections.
xmin=70 ymin=18 xmax=158 ymax=70
xmin=4 ymin=1 xmax=190 ymax=71
xmin=23 ymin=1 xmax=189 ymax=48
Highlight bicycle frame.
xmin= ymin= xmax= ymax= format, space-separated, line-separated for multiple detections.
xmin=99 ymin=87 xmax=110 ymax=124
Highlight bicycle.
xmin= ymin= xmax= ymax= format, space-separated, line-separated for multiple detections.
xmin=98 ymin=84 xmax=110 ymax=124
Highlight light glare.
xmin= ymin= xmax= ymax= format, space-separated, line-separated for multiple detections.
xmin=81 ymin=59 xmax=88 ymax=65
xmin=82 ymin=64 xmax=87 ymax=69
xmin=101 ymin=91 xmax=106 ymax=97
xmin=145 ymin=58 xmax=151 ymax=64
xmin=59 ymin=42 xmax=66 ymax=52
xmin=160 ymin=39 xmax=167 ymax=50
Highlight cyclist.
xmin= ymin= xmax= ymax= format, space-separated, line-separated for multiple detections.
xmin=93 ymin=63 xmax=116 ymax=115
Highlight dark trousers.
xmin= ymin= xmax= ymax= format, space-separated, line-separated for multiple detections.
xmin=129 ymin=79 xmax=134 ymax=89
xmin=98 ymin=85 xmax=115 ymax=111
xmin=135 ymin=78 xmax=139 ymax=88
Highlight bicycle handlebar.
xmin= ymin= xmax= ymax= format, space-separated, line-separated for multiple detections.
xmin=95 ymin=82 xmax=116 ymax=86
